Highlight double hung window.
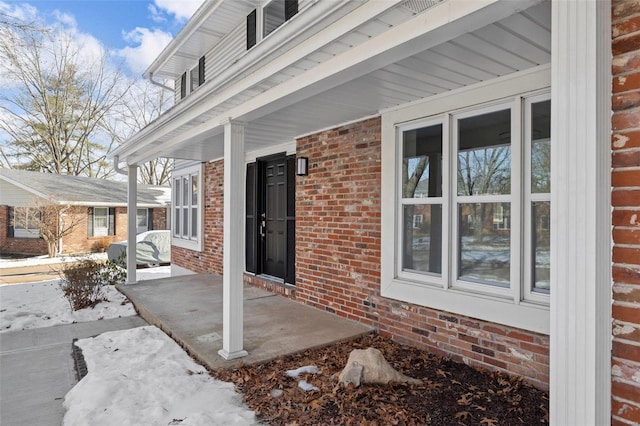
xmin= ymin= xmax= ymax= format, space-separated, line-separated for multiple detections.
xmin=172 ymin=164 xmax=203 ymax=251
xmin=12 ymin=207 xmax=41 ymax=238
xmin=383 ymin=71 xmax=551 ymax=333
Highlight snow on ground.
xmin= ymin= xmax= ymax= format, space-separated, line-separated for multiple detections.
xmin=0 ymin=253 xmax=108 ymax=268
xmin=0 ymin=266 xmax=171 ymax=333
xmin=63 ymin=326 xmax=257 ymax=426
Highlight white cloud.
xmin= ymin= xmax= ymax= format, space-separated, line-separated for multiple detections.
xmin=152 ymin=0 xmax=204 ymax=22
xmin=147 ymin=4 xmax=167 ymax=24
xmin=115 ymin=27 xmax=173 ymax=75
xmin=0 ymin=1 xmax=38 ymax=23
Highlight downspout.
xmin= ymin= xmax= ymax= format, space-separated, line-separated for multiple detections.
xmin=149 ymin=72 xmax=174 ymax=92
xmin=114 ymin=155 xmax=128 ymax=176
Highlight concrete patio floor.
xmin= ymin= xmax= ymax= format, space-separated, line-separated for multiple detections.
xmin=117 ymin=273 xmax=373 ymax=370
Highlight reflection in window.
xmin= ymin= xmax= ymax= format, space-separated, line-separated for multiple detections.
xmin=263 ymin=0 xmax=286 ymax=37
xmin=457 ymin=109 xmax=511 ymax=196
xmin=403 ymin=205 xmax=442 ymax=275
xmin=532 ymin=202 xmax=550 ymax=292
xmin=458 ymin=203 xmax=511 ymax=286
xmin=401 ymin=124 xmax=443 ymax=277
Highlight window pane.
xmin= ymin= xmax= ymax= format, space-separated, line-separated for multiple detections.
xmin=191 ymin=174 xmax=198 ymax=206
xmin=182 ymin=207 xmax=188 ymax=238
xmin=402 ymin=204 xmax=442 ymax=275
xmin=136 ymin=208 xmax=147 ymax=227
xmin=458 ymin=203 xmax=510 ymax=286
xmin=263 ymin=0 xmax=286 ymax=37
xmin=190 ymin=65 xmax=199 ymax=92
xmin=14 ymin=207 xmax=27 ymax=229
xmin=458 ymin=109 xmax=511 ymax=196
xmin=532 ymin=201 xmax=551 ymax=293
xmin=191 ymin=207 xmax=198 ymax=238
xmin=182 ymin=177 xmax=189 ymax=206
xmin=402 ymin=124 xmax=442 ymax=198
xmin=174 ymin=208 xmax=180 ymax=236
xmin=174 ymin=179 xmax=181 ymax=206
xmin=531 ymin=100 xmax=551 ymax=193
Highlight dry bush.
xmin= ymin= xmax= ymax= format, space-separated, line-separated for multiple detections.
xmin=92 ymin=237 xmax=111 ymax=253
xmin=59 ymin=259 xmax=106 ymax=310
xmin=59 ymin=256 xmax=125 ymax=311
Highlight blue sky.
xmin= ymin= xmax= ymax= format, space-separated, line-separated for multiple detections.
xmin=1 ymin=0 xmax=205 ymax=75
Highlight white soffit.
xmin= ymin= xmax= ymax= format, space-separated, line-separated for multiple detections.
xmin=139 ymin=1 xmax=550 ymax=163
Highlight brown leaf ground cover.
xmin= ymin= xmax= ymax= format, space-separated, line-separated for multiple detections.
xmin=212 ymin=334 xmax=549 ymax=425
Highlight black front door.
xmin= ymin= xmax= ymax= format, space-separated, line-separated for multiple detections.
xmin=261 ymin=157 xmax=287 ymax=278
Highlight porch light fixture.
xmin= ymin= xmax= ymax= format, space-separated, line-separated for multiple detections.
xmin=296 ymin=156 xmax=308 ymax=176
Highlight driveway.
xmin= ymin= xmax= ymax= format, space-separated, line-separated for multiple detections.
xmin=0 ymin=316 xmax=147 ymax=426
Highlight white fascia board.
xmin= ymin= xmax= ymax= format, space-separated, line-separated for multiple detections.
xmin=143 ymin=0 xmax=228 ymax=79
xmin=113 ymin=0 xmax=401 ymax=163
xmin=127 ymin=0 xmax=542 ymax=166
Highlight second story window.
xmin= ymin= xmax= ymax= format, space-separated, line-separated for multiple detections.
xmin=247 ymin=0 xmax=298 ymax=50
xmin=181 ymin=56 xmax=205 ymax=100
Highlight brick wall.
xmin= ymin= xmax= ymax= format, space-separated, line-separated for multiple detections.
xmin=611 ymin=1 xmax=640 ymax=424
xmin=1 ymin=205 xmax=168 ymax=256
xmin=294 ymin=117 xmax=550 ymax=390
xmin=0 ymin=205 xmax=48 ymax=255
xmin=172 ymin=161 xmax=224 ymax=274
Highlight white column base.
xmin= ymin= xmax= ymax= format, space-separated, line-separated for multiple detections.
xmin=218 ymin=348 xmax=249 ymax=361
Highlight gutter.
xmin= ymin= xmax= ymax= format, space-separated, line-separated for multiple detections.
xmin=149 ymin=73 xmax=174 ymax=92
xmin=114 ymin=155 xmax=128 ymax=175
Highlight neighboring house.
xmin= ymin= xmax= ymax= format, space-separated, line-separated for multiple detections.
xmin=111 ymin=1 xmax=635 ymax=423
xmin=0 ymin=169 xmax=170 ymax=255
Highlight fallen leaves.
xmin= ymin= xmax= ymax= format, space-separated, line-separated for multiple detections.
xmin=211 ymin=334 xmax=549 ymax=425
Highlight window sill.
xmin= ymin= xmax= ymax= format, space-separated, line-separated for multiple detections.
xmin=171 ymin=236 xmax=203 ymax=252
xmin=381 ymin=277 xmax=549 ymax=335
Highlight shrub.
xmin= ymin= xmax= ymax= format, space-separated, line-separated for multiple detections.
xmin=92 ymin=237 xmax=111 ymax=253
xmin=59 ymin=255 xmax=126 ymax=311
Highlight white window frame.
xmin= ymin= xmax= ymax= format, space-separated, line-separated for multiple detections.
xmin=93 ymin=207 xmax=109 ymax=237
xmin=523 ymin=93 xmax=552 ymax=303
xmin=171 ymin=163 xmax=203 ymax=251
xmin=251 ymin=0 xmax=296 ymax=48
xmin=380 ymin=66 xmax=551 ymax=334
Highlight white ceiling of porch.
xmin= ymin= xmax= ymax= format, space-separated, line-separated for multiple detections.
xmin=162 ymin=1 xmax=551 ymax=162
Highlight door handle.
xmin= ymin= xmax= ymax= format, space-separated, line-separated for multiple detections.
xmin=259 ymin=219 xmax=266 ymax=238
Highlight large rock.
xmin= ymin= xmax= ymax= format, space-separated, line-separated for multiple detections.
xmin=338 ymin=347 xmax=422 ymax=387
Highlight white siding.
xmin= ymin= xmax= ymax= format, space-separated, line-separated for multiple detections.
xmin=0 ymin=180 xmax=44 ymax=207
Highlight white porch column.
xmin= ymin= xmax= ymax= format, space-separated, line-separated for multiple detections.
xmin=218 ymin=120 xmax=248 ymax=360
xmin=550 ymin=1 xmax=611 ymax=425
xmin=126 ymin=165 xmax=138 ymax=285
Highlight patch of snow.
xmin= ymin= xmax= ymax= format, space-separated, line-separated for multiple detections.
xmin=62 ymin=326 xmax=257 ymax=426
xmin=286 ymin=365 xmax=319 ymax=378
xmin=297 ymin=380 xmax=319 ymax=392
xmin=0 ymin=253 xmax=107 ymax=268
xmin=135 ymin=265 xmax=172 ymax=281
xmin=270 ymin=389 xmax=283 ymax=398
xmin=0 ymin=281 xmax=134 ymax=333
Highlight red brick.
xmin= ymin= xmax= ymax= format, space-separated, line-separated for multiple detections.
xmin=614 ymin=72 xmax=640 ymax=94
xmin=613 ymin=303 xmax=640 ymax=323
xmin=613 ymin=189 xmax=640 ymax=208
xmin=613 ymin=150 xmax=640 ymax=168
xmin=613 ymin=130 xmax=640 ymax=150
xmin=613 ymin=169 xmax=640 ymax=187
xmin=614 ymin=228 xmax=640 ymax=245
xmin=613 ymin=340 xmax=640 ymax=363
xmin=614 ymin=33 xmax=640 ymax=56
xmin=612 ymin=379 xmax=640 ymax=407
xmin=614 ymin=51 xmax=640 ymax=76
xmin=613 ymin=264 xmax=640 ymax=284
xmin=613 ymin=1 xmax=640 ymax=21
xmin=612 ymin=398 xmax=640 ymax=424
xmin=613 ymin=91 xmax=640 ymax=110
xmin=613 ymin=210 xmax=640 ymax=227
xmin=614 ymin=286 xmax=640 ymax=307
xmin=614 ymin=14 xmax=640 ymax=38
xmin=613 ymin=108 xmax=640 ymax=131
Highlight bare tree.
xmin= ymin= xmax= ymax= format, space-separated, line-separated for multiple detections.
xmin=104 ymin=79 xmax=174 ymax=186
xmin=0 ymin=21 xmax=129 ymax=177
xmin=12 ymin=199 xmax=83 ymax=257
